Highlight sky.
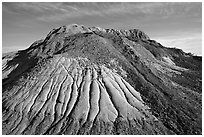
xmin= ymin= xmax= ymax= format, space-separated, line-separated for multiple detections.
xmin=2 ymin=2 xmax=202 ymax=55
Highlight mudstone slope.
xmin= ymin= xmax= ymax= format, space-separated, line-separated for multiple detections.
xmin=2 ymin=24 xmax=202 ymax=135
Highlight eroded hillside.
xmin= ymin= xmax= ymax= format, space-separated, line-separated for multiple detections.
xmin=2 ymin=24 xmax=202 ymax=135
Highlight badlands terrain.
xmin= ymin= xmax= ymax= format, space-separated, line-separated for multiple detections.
xmin=2 ymin=24 xmax=202 ymax=135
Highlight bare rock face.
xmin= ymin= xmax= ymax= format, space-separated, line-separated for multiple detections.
xmin=2 ymin=24 xmax=202 ymax=135
xmin=89 ymin=26 xmax=150 ymax=40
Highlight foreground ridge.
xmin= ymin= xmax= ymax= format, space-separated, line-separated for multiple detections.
xmin=2 ymin=57 xmax=169 ymax=135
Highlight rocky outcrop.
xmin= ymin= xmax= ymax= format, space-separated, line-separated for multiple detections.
xmin=2 ymin=24 xmax=202 ymax=135
xmin=42 ymin=24 xmax=150 ymax=44
xmin=89 ymin=26 xmax=150 ymax=40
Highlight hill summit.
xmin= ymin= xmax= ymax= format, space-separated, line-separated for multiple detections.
xmin=2 ymin=24 xmax=202 ymax=135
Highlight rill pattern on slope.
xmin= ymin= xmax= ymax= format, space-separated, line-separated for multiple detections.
xmin=3 ymin=56 xmax=159 ymax=135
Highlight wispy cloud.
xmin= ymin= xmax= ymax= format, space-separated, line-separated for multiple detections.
xmin=2 ymin=2 xmax=202 ymax=55
xmin=154 ymin=33 xmax=202 ymax=55
xmin=3 ymin=2 xmax=201 ymax=22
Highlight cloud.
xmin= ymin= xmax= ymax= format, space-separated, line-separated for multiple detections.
xmin=154 ymin=33 xmax=202 ymax=55
xmin=2 ymin=45 xmax=27 ymax=53
xmin=3 ymin=2 xmax=201 ymax=22
xmin=39 ymin=3 xmax=164 ymax=21
xmin=2 ymin=2 xmax=201 ymax=55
